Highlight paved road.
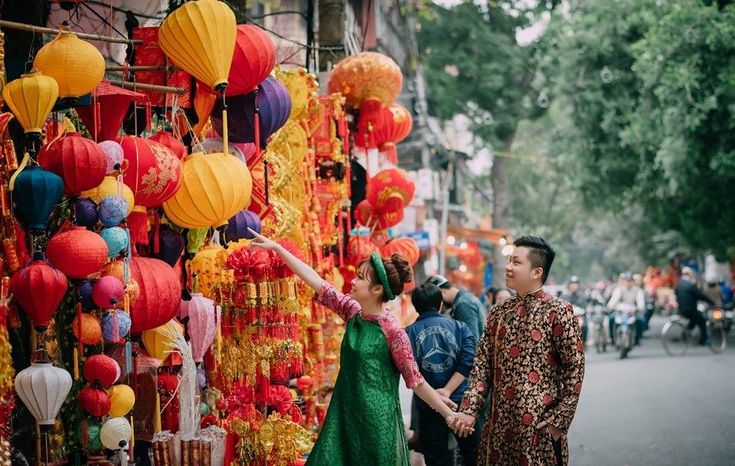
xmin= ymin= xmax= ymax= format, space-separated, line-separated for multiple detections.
xmin=569 ymin=316 xmax=735 ymax=466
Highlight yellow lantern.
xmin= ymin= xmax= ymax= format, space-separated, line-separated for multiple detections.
xmin=80 ymin=176 xmax=135 ymax=216
xmin=163 ymin=152 xmax=252 ymax=229
xmin=188 ymin=244 xmax=229 ymax=298
xmin=2 ymin=71 xmax=58 ymax=135
xmin=141 ymin=320 xmax=183 ymax=361
xmin=33 ymin=28 xmax=105 ymax=104
xmin=158 ymin=0 xmax=236 ymax=94
xmin=107 ymin=384 xmax=135 ymax=417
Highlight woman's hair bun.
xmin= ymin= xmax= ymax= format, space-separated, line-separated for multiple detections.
xmin=390 ymin=253 xmax=413 ymax=284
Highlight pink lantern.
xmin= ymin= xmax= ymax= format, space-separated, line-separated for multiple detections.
xmin=184 ymin=293 xmax=220 ymax=363
xmin=92 ymin=276 xmax=125 ymax=309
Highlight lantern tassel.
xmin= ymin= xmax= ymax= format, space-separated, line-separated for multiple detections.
xmin=73 ymin=347 xmax=80 ymax=380
xmin=221 ymin=107 xmax=228 ymax=156
xmin=127 ymin=208 xmax=149 ymax=246
xmin=254 ymin=109 xmax=261 ymax=156
xmin=8 ymin=152 xmax=31 ymax=192
xmin=154 ymin=391 xmax=162 ymax=432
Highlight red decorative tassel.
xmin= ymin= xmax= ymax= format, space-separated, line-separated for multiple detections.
xmin=127 ymin=209 xmax=149 ymax=246
xmin=153 ymin=212 xmax=161 ymax=254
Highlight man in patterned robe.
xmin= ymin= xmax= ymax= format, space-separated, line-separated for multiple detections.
xmin=450 ymin=236 xmax=585 ymax=465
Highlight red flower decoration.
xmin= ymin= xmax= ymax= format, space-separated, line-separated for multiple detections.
xmin=531 ymin=329 xmax=542 ymax=341
xmin=553 ymin=324 xmax=563 ymax=337
xmin=521 ymin=413 xmax=533 ymax=426
xmin=528 ymin=371 xmax=540 ymax=384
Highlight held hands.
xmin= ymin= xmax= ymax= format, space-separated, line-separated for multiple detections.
xmin=447 ymin=412 xmax=476 ymax=438
xmin=248 ymin=228 xmax=280 ymax=251
xmin=439 ymin=394 xmax=457 ymax=411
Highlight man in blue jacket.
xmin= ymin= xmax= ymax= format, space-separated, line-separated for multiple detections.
xmin=425 ymin=275 xmax=486 ymax=341
xmin=407 ymin=282 xmax=479 ymax=466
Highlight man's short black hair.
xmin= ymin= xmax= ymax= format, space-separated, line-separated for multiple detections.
xmin=512 ymin=236 xmax=556 ymax=284
xmin=411 ymin=283 xmax=443 ymax=314
xmin=424 ymin=275 xmax=452 ymax=290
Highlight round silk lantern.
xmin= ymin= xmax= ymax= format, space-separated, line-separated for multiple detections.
xmin=10 ymin=166 xmax=64 ymax=231
xmin=102 ymin=310 xmax=132 ymax=342
xmin=92 ymin=276 xmax=125 ymax=308
xmin=100 ymin=227 xmax=129 ymax=258
xmin=381 ymin=238 xmax=420 ymax=266
xmin=98 ymin=196 xmax=129 ymax=227
xmin=107 ymin=384 xmax=135 ymax=417
xmin=149 ymin=131 xmax=187 ymax=160
xmin=83 ymin=354 xmax=120 ymax=387
xmin=373 ymin=104 xmax=413 ymax=164
xmin=328 ymin=52 xmax=403 ymax=108
xmin=212 ymin=77 xmax=292 ymax=145
xmin=72 ymin=313 xmax=102 ymax=345
xmin=189 ymin=245 xmax=228 ymax=299
xmin=46 ymin=227 xmax=108 ymax=279
xmin=100 ymin=417 xmax=132 ymax=450
xmin=225 ymin=210 xmax=261 ymax=242
xmin=79 ymin=387 xmax=111 ymax=417
xmin=100 ymin=260 xmax=125 ymax=282
xmin=2 ymin=71 xmax=59 ymax=135
xmin=225 ymin=24 xmax=276 ymax=96
xmin=158 ymin=0 xmax=236 ymax=94
xmin=74 ymin=198 xmax=98 ymax=227
xmin=33 ymin=28 xmax=105 ymax=103
xmin=79 ymin=279 xmax=96 ymax=311
xmin=347 ymin=236 xmax=379 ymax=267
xmin=80 ymin=176 xmax=134 ymax=216
xmin=162 ymin=152 xmax=252 ymax=229
xmin=99 ymin=140 xmax=124 ymax=174
xmin=141 ymin=319 xmax=183 ymax=361
xmin=366 ymin=168 xmax=415 ymax=211
xmin=37 ymin=133 xmax=107 ymax=195
xmin=146 ymin=224 xmax=184 ymax=268
xmin=14 ymin=357 xmax=72 ymax=427
xmin=185 ymin=293 xmax=219 ymax=363
xmin=118 ymin=136 xmax=183 ymax=208
xmin=128 ymin=257 xmax=182 ymax=334
xmin=10 ymin=252 xmax=68 ymax=331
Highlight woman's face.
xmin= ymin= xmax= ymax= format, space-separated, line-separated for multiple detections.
xmin=351 ymin=262 xmax=383 ymax=303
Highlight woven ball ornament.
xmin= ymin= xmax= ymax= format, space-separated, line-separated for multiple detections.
xmin=9 ymin=252 xmax=68 ymax=331
xmin=100 ymin=417 xmax=132 ymax=450
xmin=37 ymin=133 xmax=107 ymax=195
xmin=46 ymin=227 xmax=109 ymax=279
xmin=99 ymin=140 xmax=124 ymax=174
xmin=98 ymin=196 xmax=129 ymax=227
xmin=125 ymin=278 xmax=140 ymax=303
xmin=72 ymin=313 xmax=102 ymax=345
xmin=129 ymin=257 xmax=182 ymax=334
xmin=80 ymin=176 xmax=135 ymax=216
xmin=101 ymin=310 xmax=132 ymax=342
xmin=100 ymin=227 xmax=129 ymax=258
xmin=79 ymin=387 xmax=111 ymax=417
xmin=74 ymin=198 xmax=98 ymax=227
xmin=92 ymin=276 xmax=125 ymax=309
xmin=83 ymin=354 xmax=120 ymax=387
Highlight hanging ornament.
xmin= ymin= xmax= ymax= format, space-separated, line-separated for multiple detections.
xmin=73 ymin=198 xmax=98 ymax=227
xmin=102 ymin=310 xmax=132 ymax=342
xmin=71 ymin=312 xmax=102 ymax=345
xmin=100 ymin=226 xmax=129 ymax=258
xmin=9 ymin=166 xmax=63 ymax=231
xmin=92 ymin=276 xmax=125 ymax=309
xmin=366 ymin=168 xmax=416 ymax=212
xmin=76 ymin=81 xmax=146 ymax=141
xmin=14 ymin=348 xmax=72 ymax=428
xmin=224 ymin=210 xmax=261 ymax=243
xmin=99 ymin=140 xmax=124 ymax=174
xmin=185 ymin=293 xmax=219 ymax=363
xmin=2 ymin=71 xmax=59 ymax=136
xmin=80 ymin=176 xmax=135 ymax=217
xmin=224 ymin=24 xmax=276 ymax=96
xmin=141 ymin=319 xmax=183 ymax=361
xmin=78 ymin=279 xmax=96 ymax=311
xmin=149 ymin=131 xmax=187 ymax=160
xmin=79 ymin=386 xmax=111 ymax=417
xmin=328 ymin=52 xmax=403 ymax=108
xmin=10 ymin=252 xmax=68 ymax=332
xmin=146 ymin=224 xmax=184 ymax=268
xmin=46 ymin=227 xmax=108 ymax=279
xmin=346 ymin=236 xmax=379 ymax=267
xmin=100 ymin=417 xmax=132 ymax=451
xmin=83 ymin=354 xmax=120 ymax=387
xmin=129 ymin=257 xmax=181 ymax=334
xmin=372 ymin=104 xmax=413 ymax=164
xmin=380 ymin=237 xmax=420 ymax=266
xmin=37 ymin=132 xmax=107 ymax=195
xmin=107 ymin=384 xmax=135 ymax=417
xmin=98 ymin=195 xmax=129 ymax=227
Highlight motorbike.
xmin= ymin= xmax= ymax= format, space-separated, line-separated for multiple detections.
xmin=589 ymin=299 xmax=610 ymax=353
xmin=572 ymin=305 xmax=588 ymax=349
xmin=614 ymin=303 xmax=637 ymax=359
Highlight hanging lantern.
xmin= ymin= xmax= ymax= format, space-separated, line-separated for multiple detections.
xmin=146 ymin=224 xmax=184 ymax=268
xmin=100 ymin=226 xmax=129 ymax=258
xmin=225 ymin=24 xmax=276 ymax=96
xmin=129 ymin=257 xmax=181 ymax=334
xmin=79 ymin=387 xmax=111 ymax=417
xmin=107 ymin=384 xmax=135 ymax=417
xmin=92 ymin=276 xmax=125 ymax=309
xmin=74 ymin=198 xmax=98 ymax=227
xmin=141 ymin=319 xmax=183 ymax=361
xmin=188 ymin=245 xmax=228 ymax=299
xmin=102 ymin=310 xmax=132 ymax=342
xmin=80 ymin=176 xmax=135 ymax=216
xmin=2 ymin=71 xmax=59 ymax=135
xmin=37 ymin=132 xmax=107 ymax=196
xmin=46 ymin=227 xmax=108 ymax=279
xmin=158 ymin=0 xmax=237 ymax=94
xmin=72 ymin=312 xmax=102 ymax=345
xmin=381 ymin=238 xmax=420 ymax=266
xmin=10 ymin=252 xmax=68 ymax=332
xmin=373 ymin=104 xmax=413 ymax=164
xmin=185 ymin=293 xmax=219 ymax=363
xmin=100 ymin=417 xmax=132 ymax=450
xmin=225 ymin=210 xmax=261 ymax=243
xmin=366 ymin=168 xmax=415 ymax=212
xmin=14 ymin=351 xmax=72 ymax=427
xmin=211 ymin=77 xmax=292 ymax=145
xmin=76 ymin=81 xmax=146 ymax=141
xmin=100 ymin=259 xmax=125 ymax=282
xmin=192 ymin=82 xmax=217 ymax=138
xmin=98 ymin=195 xmax=129 ymax=227
xmin=149 ymin=131 xmax=187 ymax=160
xmin=162 ymin=152 xmax=252 ymax=229
xmin=327 ymin=52 xmax=403 ymax=108
xmin=83 ymin=354 xmax=120 ymax=387
xmin=347 ymin=236 xmax=379 ymax=267
xmin=78 ymin=279 xmax=96 ymax=311
xmin=10 ymin=166 xmax=63 ymax=231
xmin=99 ymin=140 xmax=124 ymax=174
xmin=33 ymin=27 xmax=105 ymax=105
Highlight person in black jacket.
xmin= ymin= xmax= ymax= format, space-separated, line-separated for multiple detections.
xmin=675 ymin=267 xmax=714 ymax=345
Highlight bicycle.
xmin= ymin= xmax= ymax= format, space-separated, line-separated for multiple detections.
xmin=661 ymin=308 xmax=728 ymax=356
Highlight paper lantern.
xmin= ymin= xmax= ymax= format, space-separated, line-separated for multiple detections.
xmin=74 ymin=198 xmax=98 ymax=227
xmin=78 ymin=279 xmax=96 ymax=311
xmin=10 ymin=252 xmax=68 ymax=331
xmin=99 ymin=140 xmax=124 ymax=174
xmin=79 ymin=387 xmax=111 ymax=417
xmin=98 ymin=196 xmax=129 ymax=227
xmin=200 ymin=138 xmax=254 ymax=163
xmin=2 ymin=71 xmax=59 ymax=135
xmin=14 ymin=359 xmax=72 ymax=427
xmin=80 ymin=176 xmax=134 ymax=216
xmin=162 ymin=152 xmax=252 ymax=229
xmin=211 ymin=78 xmax=292 ymax=145
xmin=100 ymin=417 xmax=131 ymax=450
xmin=107 ymin=384 xmax=135 ymax=417
xmin=100 ymin=260 xmax=125 ymax=282
xmin=118 ymin=136 xmax=183 ymax=208
xmin=92 ymin=276 xmax=125 ymax=308
xmin=146 ymin=225 xmax=184 ymax=267
xmin=76 ymin=81 xmax=145 ymax=141
xmin=158 ymin=0 xmax=237 ymax=93
xmin=188 ymin=245 xmax=228 ymax=298
xmin=46 ymin=227 xmax=108 ymax=279
xmin=129 ymin=257 xmax=182 ymax=334
xmin=102 ymin=310 xmax=132 ymax=342
xmin=366 ymin=168 xmax=415 ymax=211
xmin=141 ymin=319 xmax=183 ymax=361
xmin=327 ymin=52 xmax=403 ymax=108
xmin=225 ymin=210 xmax=261 ymax=242
xmin=37 ymin=132 xmax=107 ymax=195
xmin=72 ymin=313 xmax=102 ymax=345
xmin=125 ymin=278 xmax=140 ymax=303
xmin=100 ymin=227 xmax=129 ymax=258
xmin=373 ymin=104 xmax=413 ymax=164
xmin=10 ymin=166 xmax=64 ymax=231
xmin=381 ymin=238 xmax=420 ymax=266
xmin=225 ymin=24 xmax=276 ymax=96
xmin=347 ymin=236 xmax=379 ymax=267
xmin=149 ymin=131 xmax=187 ymax=160
xmin=185 ymin=293 xmax=219 ymax=363
xmin=33 ymin=28 xmax=105 ymax=103
xmin=83 ymin=354 xmax=120 ymax=387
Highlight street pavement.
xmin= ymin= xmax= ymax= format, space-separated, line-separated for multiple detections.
xmin=569 ymin=316 xmax=735 ymax=466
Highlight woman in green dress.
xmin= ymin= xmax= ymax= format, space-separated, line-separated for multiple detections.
xmin=250 ymin=230 xmax=467 ymax=465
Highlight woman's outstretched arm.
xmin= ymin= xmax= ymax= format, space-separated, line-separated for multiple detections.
xmin=249 ymin=228 xmax=324 ymax=292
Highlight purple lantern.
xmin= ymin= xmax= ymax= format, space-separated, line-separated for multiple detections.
xmin=74 ymin=198 xmax=98 ymax=227
xmin=146 ymin=224 xmax=185 ymax=267
xmin=212 ymin=77 xmax=292 ymax=146
xmin=225 ymin=210 xmax=262 ymax=243
xmin=78 ymin=279 xmax=96 ymax=311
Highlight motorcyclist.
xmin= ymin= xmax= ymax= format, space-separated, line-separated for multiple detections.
xmin=675 ymin=267 xmax=714 ymax=346
xmin=561 ymin=276 xmax=588 ymax=345
xmin=607 ymin=272 xmax=646 ymax=345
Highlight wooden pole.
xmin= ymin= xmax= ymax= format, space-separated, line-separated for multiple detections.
xmin=0 ymin=19 xmax=142 ymax=45
xmin=106 ymin=65 xmax=177 ymax=72
xmin=107 ymin=79 xmax=186 ymax=96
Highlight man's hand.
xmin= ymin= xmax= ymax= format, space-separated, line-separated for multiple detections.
xmin=436 ymin=387 xmax=452 ymax=399
xmin=447 ymin=413 xmax=476 ymax=438
xmin=536 ymin=420 xmax=563 ymax=441
xmin=439 ymin=394 xmax=457 ymax=411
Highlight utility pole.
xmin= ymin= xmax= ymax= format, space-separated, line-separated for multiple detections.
xmin=318 ymin=0 xmax=347 ymax=71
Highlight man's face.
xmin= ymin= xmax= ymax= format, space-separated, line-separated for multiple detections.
xmin=569 ymin=283 xmax=580 ymax=293
xmin=505 ymin=246 xmax=542 ymax=291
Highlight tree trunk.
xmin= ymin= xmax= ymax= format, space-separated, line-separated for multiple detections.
xmin=318 ymin=0 xmax=346 ymax=70
xmin=491 ymin=135 xmax=513 ymax=286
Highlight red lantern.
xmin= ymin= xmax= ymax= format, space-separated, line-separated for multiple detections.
xmin=373 ymin=104 xmax=413 ymax=164
xmin=347 ymin=236 xmax=378 ymax=266
xmin=46 ymin=227 xmax=109 ymax=279
xmin=76 ymin=81 xmax=147 ymax=141
xmin=354 ymin=199 xmax=404 ymax=230
xmin=381 ymin=238 xmax=420 ymax=266
xmin=128 ymin=257 xmax=182 ymax=334
xmin=84 ymin=354 xmax=120 ymax=387
xmin=79 ymin=387 xmax=111 ymax=417
xmin=10 ymin=252 xmax=67 ymax=331
xmin=353 ymin=100 xmax=385 ymax=150
xmin=149 ymin=131 xmax=187 ymax=160
xmin=225 ymin=24 xmax=276 ymax=96
xmin=366 ymin=168 xmax=415 ymax=212
xmin=37 ymin=133 xmax=107 ymax=195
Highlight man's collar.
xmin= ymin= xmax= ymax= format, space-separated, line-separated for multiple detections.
xmin=416 ymin=310 xmax=443 ymax=321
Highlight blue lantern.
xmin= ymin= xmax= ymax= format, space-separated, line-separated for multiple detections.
xmin=11 ymin=166 xmax=63 ymax=231
xmin=98 ymin=195 xmax=128 ymax=227
xmin=74 ymin=198 xmax=99 ymax=228
xmin=100 ymin=227 xmax=129 ymax=258
xmin=225 ymin=210 xmax=262 ymax=243
xmin=101 ymin=310 xmax=131 ymax=341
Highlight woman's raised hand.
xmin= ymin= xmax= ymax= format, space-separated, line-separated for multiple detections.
xmin=248 ymin=228 xmax=280 ymax=251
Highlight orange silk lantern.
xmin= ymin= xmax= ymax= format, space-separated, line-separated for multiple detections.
xmin=327 ymin=52 xmax=402 ymax=108
xmin=380 ymin=238 xmax=420 ymax=266
xmin=346 ymin=236 xmax=378 ymax=267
